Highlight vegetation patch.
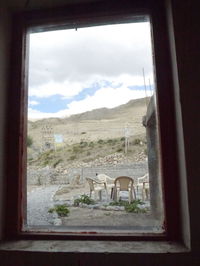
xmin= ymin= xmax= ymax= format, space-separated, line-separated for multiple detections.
xmin=97 ymin=139 xmax=105 ymax=144
xmin=69 ymin=155 xmax=76 ymax=161
xmin=74 ymin=194 xmax=95 ymax=206
xmin=28 ymin=134 xmax=147 ymax=167
xmin=109 ymin=199 xmax=147 ymax=213
xmin=79 ymin=141 xmax=88 ymax=148
xmin=53 ymin=158 xmax=63 ymax=168
xmin=133 ymin=138 xmax=141 ymax=145
xmin=48 ymin=204 xmax=70 ymax=217
xmin=27 ymin=135 xmax=33 ymax=147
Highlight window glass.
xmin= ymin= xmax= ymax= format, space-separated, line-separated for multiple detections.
xmin=26 ymin=17 xmax=164 ymax=233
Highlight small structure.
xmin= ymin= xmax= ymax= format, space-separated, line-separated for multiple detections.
xmin=41 ymin=124 xmax=54 ymax=151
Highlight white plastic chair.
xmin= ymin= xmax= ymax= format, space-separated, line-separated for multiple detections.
xmin=86 ymin=177 xmax=108 ymax=201
xmin=136 ymin=174 xmax=149 ymax=201
xmin=112 ymin=176 xmax=136 ymax=203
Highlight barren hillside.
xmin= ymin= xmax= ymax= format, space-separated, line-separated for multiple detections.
xmin=28 ymin=97 xmax=149 ymax=148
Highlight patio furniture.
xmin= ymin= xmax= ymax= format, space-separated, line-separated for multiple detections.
xmin=96 ymin=173 xmax=114 ymax=195
xmin=112 ymin=176 xmax=136 ymax=203
xmin=136 ymin=174 xmax=149 ymax=201
xmin=86 ymin=177 xmax=108 ymax=201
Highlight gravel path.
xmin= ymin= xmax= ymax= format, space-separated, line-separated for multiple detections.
xmin=27 ymin=185 xmax=60 ymax=226
xmin=26 ymin=162 xmax=148 ymax=226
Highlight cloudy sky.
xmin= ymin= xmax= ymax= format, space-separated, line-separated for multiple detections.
xmin=28 ymin=21 xmax=154 ymax=119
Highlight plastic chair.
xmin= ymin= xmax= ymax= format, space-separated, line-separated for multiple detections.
xmin=136 ymin=174 xmax=149 ymax=201
xmin=86 ymin=177 xmax=108 ymax=201
xmin=112 ymin=176 xmax=136 ymax=203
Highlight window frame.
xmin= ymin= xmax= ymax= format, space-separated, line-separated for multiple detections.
xmin=5 ymin=0 xmax=180 ymax=241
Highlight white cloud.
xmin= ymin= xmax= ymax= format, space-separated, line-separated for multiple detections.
xmin=28 ymin=107 xmax=68 ymax=120
xmin=66 ymin=85 xmax=152 ymax=114
xmin=28 ymin=21 xmax=154 ymax=97
xmin=28 ymin=85 xmax=153 ymax=119
xmin=29 ymin=80 xmax=85 ymax=98
xmin=29 ymin=100 xmax=39 ymax=106
xmin=28 ymin=21 xmax=155 ymax=119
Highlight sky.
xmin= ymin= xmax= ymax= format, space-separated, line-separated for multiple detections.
xmin=28 ymin=21 xmax=154 ymax=119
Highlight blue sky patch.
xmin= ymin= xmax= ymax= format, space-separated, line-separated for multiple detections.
xmin=29 ymin=84 xmax=151 ymax=113
xmin=29 ymin=94 xmax=70 ymax=112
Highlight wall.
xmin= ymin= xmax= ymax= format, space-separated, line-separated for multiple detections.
xmin=169 ymin=0 xmax=200 ymax=251
xmin=0 ymin=0 xmax=200 ymax=265
xmin=0 ymin=7 xmax=11 ymax=240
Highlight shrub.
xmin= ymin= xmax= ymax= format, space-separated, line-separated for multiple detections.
xmin=107 ymin=138 xmax=118 ymax=145
xmin=27 ymin=135 xmax=33 ymax=147
xmin=116 ymin=148 xmax=123 ymax=152
xmin=97 ymin=139 xmax=104 ymax=144
xmin=48 ymin=204 xmax=70 ymax=217
xmin=89 ymin=141 xmax=94 ymax=147
xmin=80 ymin=141 xmax=88 ymax=148
xmin=133 ymin=138 xmax=141 ymax=145
xmin=69 ymin=155 xmax=76 ymax=160
xmin=74 ymin=194 xmax=95 ymax=206
xmin=125 ymin=200 xmax=146 ymax=213
xmin=109 ymin=199 xmax=146 ymax=213
xmin=81 ymin=132 xmax=86 ymax=134
xmin=73 ymin=146 xmax=80 ymax=153
xmin=53 ymin=159 xmax=63 ymax=168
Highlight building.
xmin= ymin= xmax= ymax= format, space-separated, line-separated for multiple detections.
xmin=0 ymin=0 xmax=199 ymax=265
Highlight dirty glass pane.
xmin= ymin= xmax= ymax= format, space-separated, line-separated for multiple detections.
xmin=25 ymin=17 xmax=164 ymax=233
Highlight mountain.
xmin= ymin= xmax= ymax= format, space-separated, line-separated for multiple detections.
xmin=28 ymin=97 xmax=149 ymax=147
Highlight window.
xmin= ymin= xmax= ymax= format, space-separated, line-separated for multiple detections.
xmin=6 ymin=2 xmax=180 ymax=241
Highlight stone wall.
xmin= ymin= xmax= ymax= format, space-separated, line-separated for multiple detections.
xmin=27 ymin=162 xmax=148 ymax=185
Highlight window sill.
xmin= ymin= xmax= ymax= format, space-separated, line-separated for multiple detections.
xmin=0 ymin=240 xmax=189 ymax=253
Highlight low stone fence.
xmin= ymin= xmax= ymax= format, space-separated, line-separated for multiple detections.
xmin=27 ymin=162 xmax=148 ymax=186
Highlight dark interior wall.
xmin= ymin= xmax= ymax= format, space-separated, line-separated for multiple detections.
xmin=0 ymin=8 xmax=11 ymax=240
xmin=169 ymin=0 xmax=200 ymax=251
xmin=0 ymin=0 xmax=200 ymax=265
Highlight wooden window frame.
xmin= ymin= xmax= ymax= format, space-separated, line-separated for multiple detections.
xmin=5 ymin=0 xmax=180 ymax=241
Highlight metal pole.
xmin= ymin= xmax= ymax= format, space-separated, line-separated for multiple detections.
xmin=142 ymin=68 xmax=148 ymax=106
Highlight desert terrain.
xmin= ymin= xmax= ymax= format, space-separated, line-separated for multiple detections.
xmin=25 ymin=97 xmax=160 ymax=230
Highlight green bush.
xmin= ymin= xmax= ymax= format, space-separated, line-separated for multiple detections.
xmin=133 ymin=138 xmax=141 ymax=145
xmin=48 ymin=204 xmax=70 ymax=217
xmin=107 ymin=138 xmax=118 ymax=145
xmin=97 ymin=139 xmax=104 ymax=144
xmin=89 ymin=141 xmax=94 ymax=147
xmin=125 ymin=201 xmax=146 ymax=213
xmin=74 ymin=194 xmax=95 ymax=206
xmin=109 ymin=199 xmax=146 ymax=213
xmin=27 ymin=135 xmax=33 ymax=147
xmin=80 ymin=141 xmax=88 ymax=148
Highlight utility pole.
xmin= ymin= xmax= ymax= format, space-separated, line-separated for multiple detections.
xmin=142 ymin=67 xmax=148 ymax=106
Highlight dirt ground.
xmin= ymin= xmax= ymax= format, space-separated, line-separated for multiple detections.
xmin=27 ymin=184 xmax=163 ymax=233
xmin=61 ymin=207 xmax=159 ymax=228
